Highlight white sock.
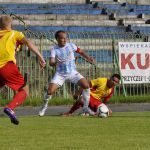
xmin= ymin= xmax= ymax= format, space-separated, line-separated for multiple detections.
xmin=82 ymin=88 xmax=90 ymax=113
xmin=39 ymin=94 xmax=52 ymax=116
xmin=43 ymin=95 xmax=52 ymax=109
xmin=42 ymin=95 xmax=52 ymax=110
xmin=44 ymin=93 xmax=52 ymax=101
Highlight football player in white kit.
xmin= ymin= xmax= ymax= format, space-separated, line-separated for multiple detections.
xmin=39 ymin=30 xmax=95 ymax=116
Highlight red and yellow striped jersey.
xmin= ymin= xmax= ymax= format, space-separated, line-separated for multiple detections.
xmin=90 ymin=77 xmax=113 ymax=100
xmin=0 ymin=30 xmax=24 ymax=68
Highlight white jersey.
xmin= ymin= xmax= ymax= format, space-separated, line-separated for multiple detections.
xmin=50 ymin=42 xmax=78 ymax=74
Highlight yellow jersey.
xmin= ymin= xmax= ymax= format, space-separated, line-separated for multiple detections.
xmin=90 ymin=77 xmax=112 ymax=100
xmin=0 ymin=30 xmax=24 ymax=68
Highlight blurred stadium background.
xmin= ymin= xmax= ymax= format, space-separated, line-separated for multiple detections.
xmin=0 ymin=0 xmax=150 ymax=99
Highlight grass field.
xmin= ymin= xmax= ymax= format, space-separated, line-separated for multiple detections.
xmin=0 ymin=112 xmax=150 ymax=150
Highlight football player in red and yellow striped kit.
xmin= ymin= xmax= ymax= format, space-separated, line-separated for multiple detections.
xmin=63 ymin=74 xmax=120 ymax=116
xmin=0 ymin=16 xmax=46 ymax=125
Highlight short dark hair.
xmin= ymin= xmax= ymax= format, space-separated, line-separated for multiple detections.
xmin=0 ymin=15 xmax=12 ymax=28
xmin=55 ymin=30 xmax=66 ymax=40
xmin=110 ymin=74 xmax=121 ymax=80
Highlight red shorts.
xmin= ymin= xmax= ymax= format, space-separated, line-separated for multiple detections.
xmin=89 ymin=95 xmax=102 ymax=112
xmin=0 ymin=62 xmax=25 ymax=91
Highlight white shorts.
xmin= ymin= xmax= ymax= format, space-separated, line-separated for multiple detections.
xmin=51 ymin=71 xmax=84 ymax=87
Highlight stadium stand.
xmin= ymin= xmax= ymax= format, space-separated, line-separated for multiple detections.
xmin=0 ymin=0 xmax=86 ymax=4
xmin=0 ymin=0 xmax=149 ymax=62
xmin=90 ymin=0 xmax=150 ymax=5
xmin=0 ymin=0 xmax=149 ymax=61
xmin=0 ymin=1 xmax=150 ymax=33
xmin=0 ymin=0 xmax=150 ymax=97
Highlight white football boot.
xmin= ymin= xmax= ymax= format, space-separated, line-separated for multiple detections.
xmin=82 ymin=107 xmax=95 ymax=116
xmin=39 ymin=93 xmax=51 ymax=117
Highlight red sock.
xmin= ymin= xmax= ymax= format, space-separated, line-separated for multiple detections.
xmin=69 ymin=101 xmax=83 ymax=114
xmin=6 ymin=89 xmax=28 ymax=110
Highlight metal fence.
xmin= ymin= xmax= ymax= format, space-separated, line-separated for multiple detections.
xmin=1 ymin=31 xmax=150 ymax=99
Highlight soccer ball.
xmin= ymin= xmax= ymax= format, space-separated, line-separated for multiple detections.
xmin=97 ymin=104 xmax=109 ymax=118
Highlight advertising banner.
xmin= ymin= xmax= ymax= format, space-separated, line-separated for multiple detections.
xmin=119 ymin=42 xmax=150 ymax=84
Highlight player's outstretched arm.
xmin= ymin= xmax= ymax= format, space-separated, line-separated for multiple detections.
xmin=21 ymin=37 xmax=46 ymax=69
xmin=77 ymin=50 xmax=95 ymax=64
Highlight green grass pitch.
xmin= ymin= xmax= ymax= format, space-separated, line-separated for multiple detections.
xmin=0 ymin=112 xmax=150 ymax=150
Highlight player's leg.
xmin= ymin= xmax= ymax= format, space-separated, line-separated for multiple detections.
xmin=89 ymin=95 xmax=102 ymax=115
xmin=4 ymin=85 xmax=28 ymax=125
xmin=0 ymin=80 xmax=5 ymax=89
xmin=0 ymin=79 xmax=5 ymax=106
xmin=79 ymin=95 xmax=100 ymax=116
xmin=77 ymin=78 xmax=92 ymax=114
xmin=62 ymin=99 xmax=84 ymax=116
xmin=39 ymin=73 xmax=64 ymax=116
xmin=39 ymin=83 xmax=59 ymax=116
xmin=0 ymin=62 xmax=28 ymax=125
xmin=69 ymin=71 xmax=91 ymax=114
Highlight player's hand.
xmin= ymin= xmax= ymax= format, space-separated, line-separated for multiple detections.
xmin=108 ymin=108 xmax=112 ymax=116
xmin=39 ymin=57 xmax=46 ymax=69
xmin=87 ymin=57 xmax=96 ymax=65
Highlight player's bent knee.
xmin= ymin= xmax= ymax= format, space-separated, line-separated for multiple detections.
xmin=77 ymin=78 xmax=89 ymax=89
xmin=78 ymin=82 xmax=90 ymax=89
xmin=47 ymin=89 xmax=55 ymax=95
xmin=81 ymin=83 xmax=90 ymax=89
xmin=47 ymin=83 xmax=59 ymax=95
xmin=84 ymin=84 xmax=90 ymax=89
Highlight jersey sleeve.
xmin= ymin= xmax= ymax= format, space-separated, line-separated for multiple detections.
xmin=90 ymin=78 xmax=101 ymax=87
xmin=15 ymin=31 xmax=25 ymax=43
xmin=50 ymin=47 xmax=55 ymax=58
xmin=103 ymin=88 xmax=114 ymax=104
xmin=70 ymin=43 xmax=78 ymax=52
